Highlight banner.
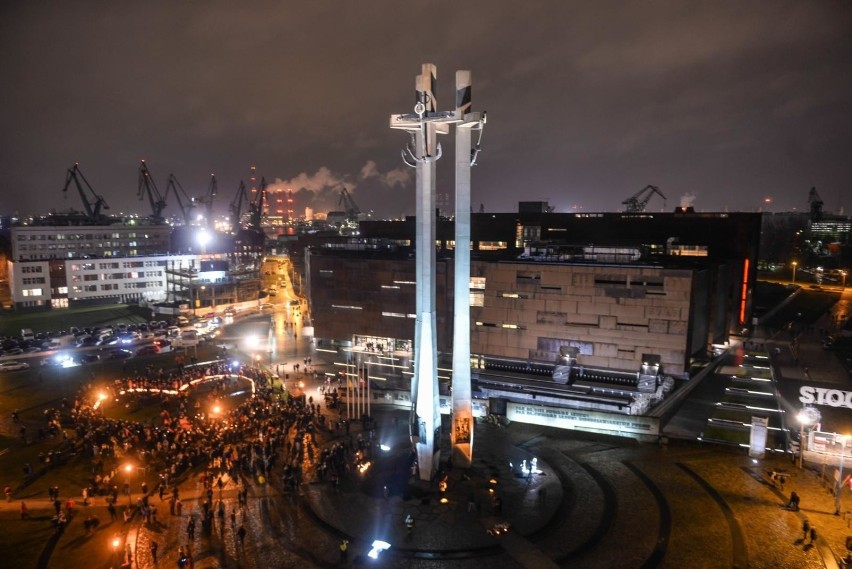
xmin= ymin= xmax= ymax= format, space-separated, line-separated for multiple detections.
xmin=749 ymin=416 xmax=768 ymax=459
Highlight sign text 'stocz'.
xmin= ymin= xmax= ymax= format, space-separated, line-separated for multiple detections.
xmin=800 ymin=386 xmax=852 ymax=409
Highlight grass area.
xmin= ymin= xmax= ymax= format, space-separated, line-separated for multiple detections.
xmin=703 ymin=424 xmax=749 ymax=444
xmin=0 ymin=304 xmax=154 ymax=337
xmin=0 ymin=508 xmax=58 ymax=568
xmin=710 ymin=408 xmax=755 ymax=424
xmin=730 ymin=376 xmax=774 ymax=389
xmin=704 ymin=420 xmax=787 ymax=449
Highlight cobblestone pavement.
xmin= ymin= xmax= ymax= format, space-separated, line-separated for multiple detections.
xmin=8 ymin=318 xmax=852 ymax=567
xmin=7 ymin=416 xmax=852 ymax=568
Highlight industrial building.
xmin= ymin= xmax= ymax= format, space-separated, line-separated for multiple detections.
xmin=305 ymin=207 xmax=761 ymax=419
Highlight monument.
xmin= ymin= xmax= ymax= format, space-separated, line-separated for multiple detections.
xmin=390 ymin=64 xmax=485 ymax=479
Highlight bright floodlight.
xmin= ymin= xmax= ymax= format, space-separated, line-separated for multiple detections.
xmin=380 ymin=444 xmax=391 ymax=451
xmin=368 ymin=540 xmax=391 ymax=559
xmin=112 ymin=537 xmax=121 ymax=549
xmin=124 ymin=464 xmax=133 ymax=473
xmin=213 ymin=405 xmax=221 ymax=414
xmin=197 ymin=228 xmax=211 ymax=247
xmin=245 ymin=335 xmax=260 ymax=350
xmin=98 ymin=393 xmax=107 ymax=401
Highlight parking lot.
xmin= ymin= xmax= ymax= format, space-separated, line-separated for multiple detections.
xmin=0 ymin=304 xmax=225 ymax=373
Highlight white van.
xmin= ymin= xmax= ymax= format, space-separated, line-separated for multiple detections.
xmin=173 ymin=329 xmax=199 ymax=348
xmin=21 ymin=328 xmax=35 ymax=341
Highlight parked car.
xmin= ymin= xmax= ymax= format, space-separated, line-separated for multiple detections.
xmin=118 ymin=332 xmax=139 ymax=344
xmin=0 ymin=361 xmax=30 ymax=372
xmin=104 ymin=348 xmax=133 ymax=360
xmin=98 ymin=336 xmax=120 ymax=346
xmin=135 ymin=345 xmax=160 ymax=357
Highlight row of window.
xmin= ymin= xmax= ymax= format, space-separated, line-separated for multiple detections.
xmin=22 ymin=277 xmax=46 ymax=284
xmin=21 ymin=265 xmax=44 ymax=273
xmin=70 ymin=260 xmax=166 ymax=271
xmin=474 ymin=321 xmax=527 ymax=330
xmin=72 ymin=273 xmax=164 ymax=284
xmin=18 ymin=241 xmax=166 ymax=251
xmin=19 ymin=249 xmax=163 ymax=260
xmin=71 ymin=281 xmax=159 ymax=293
xmin=17 ymin=232 xmax=160 ymax=240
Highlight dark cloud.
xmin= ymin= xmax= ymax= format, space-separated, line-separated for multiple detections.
xmin=1 ymin=1 xmax=851 ymax=218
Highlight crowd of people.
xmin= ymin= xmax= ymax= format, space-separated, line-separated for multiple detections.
xmin=12 ymin=354 xmax=373 ymax=566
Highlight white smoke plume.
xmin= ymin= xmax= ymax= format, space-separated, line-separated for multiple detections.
xmin=264 ymin=161 xmax=412 ymax=216
xmin=680 ymin=193 xmax=697 ymax=209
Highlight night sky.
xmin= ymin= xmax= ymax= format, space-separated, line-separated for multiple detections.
xmin=2 ymin=1 xmax=851 ymax=220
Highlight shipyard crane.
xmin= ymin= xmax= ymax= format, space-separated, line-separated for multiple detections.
xmin=165 ymin=174 xmax=196 ymax=225
xmin=201 ymin=174 xmax=217 ymax=225
xmin=247 ymin=177 xmax=268 ymax=232
xmin=338 ymin=187 xmax=361 ymax=222
xmin=137 ymin=161 xmax=168 ymax=223
xmin=62 ymin=163 xmax=110 ymax=220
xmin=229 ymin=181 xmax=249 ymax=234
xmin=808 ymin=186 xmax=824 ymax=222
xmin=622 ymin=185 xmax=666 ymax=213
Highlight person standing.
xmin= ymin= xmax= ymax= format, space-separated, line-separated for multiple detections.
xmin=149 ymin=540 xmax=158 ymax=563
xmin=237 ymin=524 xmax=246 ymax=546
xmin=339 ymin=539 xmax=348 ymax=562
xmin=787 ymin=491 xmax=800 ymax=510
xmin=810 ymin=526 xmax=818 ymax=544
xmin=803 ymin=518 xmax=811 ymax=541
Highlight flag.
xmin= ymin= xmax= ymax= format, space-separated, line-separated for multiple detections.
xmin=843 ymin=473 xmax=852 ymax=490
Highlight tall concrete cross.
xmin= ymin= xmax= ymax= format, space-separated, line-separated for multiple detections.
xmin=391 ymin=63 xmax=453 ymax=480
xmin=451 ymin=70 xmax=485 ymax=468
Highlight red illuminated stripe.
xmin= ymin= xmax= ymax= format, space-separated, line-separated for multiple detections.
xmin=739 ymin=258 xmax=749 ymax=324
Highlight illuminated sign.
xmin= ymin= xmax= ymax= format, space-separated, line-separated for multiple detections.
xmin=506 ymin=402 xmax=659 ymax=436
xmin=799 ymin=386 xmax=852 ymax=409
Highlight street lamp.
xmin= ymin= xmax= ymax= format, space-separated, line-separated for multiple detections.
xmin=197 ymin=228 xmax=210 ymax=255
xmin=836 ymin=435 xmax=848 ymax=515
xmin=123 ymin=463 xmax=133 ymax=505
xmin=791 ymin=261 xmax=798 ymax=284
xmin=797 ymin=407 xmax=820 ymax=469
xmin=112 ymin=535 xmax=121 ymax=565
